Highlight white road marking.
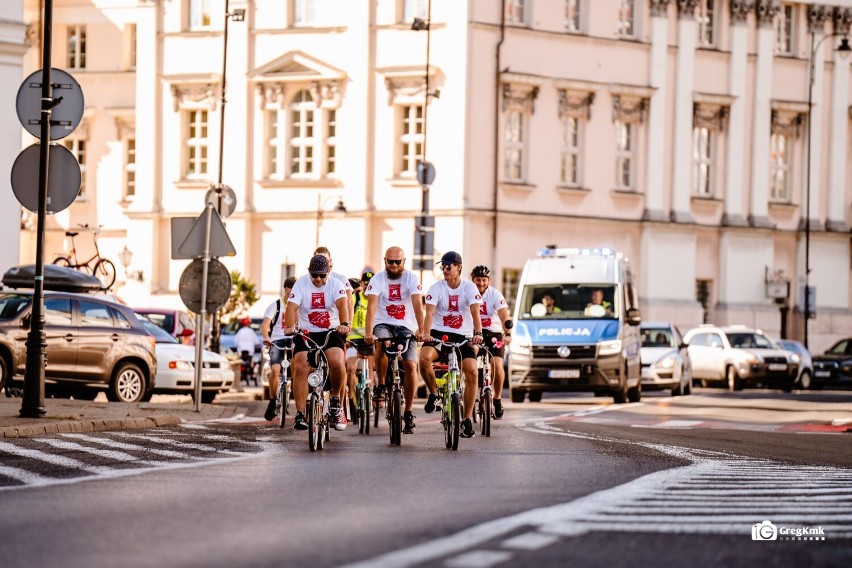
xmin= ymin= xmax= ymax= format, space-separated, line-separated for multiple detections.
xmin=0 ymin=465 xmax=50 ymax=485
xmin=632 ymin=420 xmax=704 ymax=429
xmin=60 ymin=433 xmax=192 ymax=458
xmin=445 ymin=551 xmax=513 ymax=567
xmin=37 ymin=438 xmax=167 ymax=466
xmin=501 ymin=532 xmax=560 ymax=550
xmin=0 ymin=441 xmax=108 ymax=474
xmin=113 ymin=432 xmax=242 ymax=454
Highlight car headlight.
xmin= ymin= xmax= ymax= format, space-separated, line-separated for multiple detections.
xmin=307 ymin=371 xmax=324 ymax=388
xmin=169 ymin=360 xmax=193 ymax=370
xmin=598 ymin=340 xmax=621 ymax=356
xmin=790 ymin=353 xmax=800 ymax=363
xmin=654 ymin=354 xmax=676 ymax=370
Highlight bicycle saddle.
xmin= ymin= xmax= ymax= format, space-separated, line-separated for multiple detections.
xmin=65 ymin=231 xmax=79 ymax=237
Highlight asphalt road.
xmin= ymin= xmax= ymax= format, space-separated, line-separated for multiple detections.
xmin=0 ymin=391 xmax=850 ymax=568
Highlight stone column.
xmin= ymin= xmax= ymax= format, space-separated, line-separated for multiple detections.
xmin=722 ymin=1 xmax=752 ymax=227
xmin=671 ymin=0 xmax=697 ymax=223
xmin=826 ymin=8 xmax=852 ymax=232
xmin=0 ymin=4 xmax=25 ymax=271
xmin=804 ymin=5 xmax=831 ymax=231
xmin=643 ymin=0 xmax=672 ymax=222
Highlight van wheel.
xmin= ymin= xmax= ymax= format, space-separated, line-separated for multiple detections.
xmin=528 ymin=391 xmax=543 ymax=403
xmin=612 ymin=382 xmax=628 ymax=404
xmin=726 ymin=366 xmax=743 ymax=391
xmin=510 ymin=389 xmax=525 ymax=403
xmin=107 ymin=362 xmax=147 ymax=403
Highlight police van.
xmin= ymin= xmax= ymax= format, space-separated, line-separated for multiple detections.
xmin=508 ymin=247 xmax=642 ymax=404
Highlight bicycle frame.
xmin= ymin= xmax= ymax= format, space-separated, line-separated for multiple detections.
xmin=302 ymin=332 xmax=333 ymax=452
xmin=354 ymin=345 xmax=373 ymax=435
xmin=382 ymin=334 xmax=413 ymax=446
xmin=476 ymin=344 xmax=497 ymax=437
xmin=431 ymin=337 xmax=467 ymax=451
xmin=271 ymin=337 xmax=294 ymax=429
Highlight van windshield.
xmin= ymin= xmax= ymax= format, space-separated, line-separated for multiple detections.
xmin=518 ymin=285 xmax=617 ymax=320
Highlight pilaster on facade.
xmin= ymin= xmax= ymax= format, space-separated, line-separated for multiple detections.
xmin=723 ymin=6 xmax=751 ymax=228
xmin=649 ymin=0 xmax=673 ymax=18
xmin=755 ymin=0 xmax=780 ymax=27
xmin=806 ymin=4 xmax=832 ymax=33
xmin=748 ymin=18 xmax=776 ymax=229
xmin=677 ymin=0 xmax=699 ymax=18
xmin=834 ymin=7 xmax=852 ymax=35
xmin=827 ymin=9 xmax=851 ymax=232
xmin=671 ymin=13 xmax=697 ymax=224
xmin=643 ymin=9 xmax=669 ymax=223
xmin=729 ymin=0 xmax=754 ymax=23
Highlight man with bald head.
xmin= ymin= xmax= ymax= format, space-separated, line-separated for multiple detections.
xmin=364 ymin=246 xmax=425 ymax=434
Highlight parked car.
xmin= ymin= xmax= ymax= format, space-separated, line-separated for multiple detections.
xmin=777 ymin=339 xmax=813 ymax=390
xmin=138 ymin=318 xmax=233 ymax=403
xmin=684 ymin=325 xmax=798 ymax=392
xmin=0 ymin=290 xmax=157 ymax=402
xmin=812 ymin=338 xmax=852 ymax=390
xmin=639 ymin=322 xmax=692 ymax=396
xmin=133 ymin=307 xmax=198 ymax=345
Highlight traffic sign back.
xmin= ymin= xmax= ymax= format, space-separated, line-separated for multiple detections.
xmin=178 ymin=207 xmax=236 ymax=258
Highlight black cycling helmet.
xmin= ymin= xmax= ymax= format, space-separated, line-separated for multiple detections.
xmin=348 ymin=278 xmax=361 ymax=290
xmin=361 ymin=271 xmax=374 ymax=283
xmin=471 ymin=265 xmax=491 ymax=278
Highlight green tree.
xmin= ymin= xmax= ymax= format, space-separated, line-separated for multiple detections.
xmin=219 ymin=270 xmax=259 ymax=326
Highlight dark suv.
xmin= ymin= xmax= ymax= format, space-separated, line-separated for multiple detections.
xmin=0 ymin=291 xmax=157 ymax=402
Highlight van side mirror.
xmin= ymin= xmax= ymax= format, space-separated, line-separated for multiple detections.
xmin=626 ymin=308 xmax=641 ymax=326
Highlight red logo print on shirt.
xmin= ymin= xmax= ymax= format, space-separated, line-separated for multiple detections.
xmin=443 ymin=314 xmax=463 ymax=329
xmin=311 ymin=293 xmax=325 ymax=309
xmin=308 ymin=311 xmax=331 ymax=329
xmin=387 ymin=304 xmax=406 ymax=320
xmin=389 ymin=284 xmax=402 ymax=302
xmin=448 ymin=295 xmax=459 ymax=312
xmin=479 ymin=302 xmax=491 ymax=327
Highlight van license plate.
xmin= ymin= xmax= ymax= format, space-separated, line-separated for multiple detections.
xmin=768 ymin=363 xmax=787 ymax=371
xmin=549 ymin=369 xmax=580 ymax=379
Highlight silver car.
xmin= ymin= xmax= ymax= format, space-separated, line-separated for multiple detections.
xmin=640 ymin=322 xmax=692 ymax=396
xmin=777 ymin=339 xmax=813 ymax=390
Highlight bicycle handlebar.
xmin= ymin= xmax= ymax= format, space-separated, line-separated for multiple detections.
xmin=381 ymin=334 xmax=415 ymax=357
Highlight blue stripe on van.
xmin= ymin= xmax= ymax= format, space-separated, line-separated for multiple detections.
xmin=517 ymin=319 xmax=619 ymax=344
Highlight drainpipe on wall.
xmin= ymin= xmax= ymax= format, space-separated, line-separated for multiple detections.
xmin=491 ymin=0 xmax=506 ymax=272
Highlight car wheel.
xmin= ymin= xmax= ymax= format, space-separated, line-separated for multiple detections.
xmin=201 ymin=391 xmax=217 ymax=404
xmin=107 ymin=362 xmax=147 ymax=403
xmin=798 ymin=370 xmax=812 ymax=390
xmin=627 ymin=378 xmax=641 ymax=403
xmin=510 ymin=389 xmax=525 ymax=403
xmin=528 ymin=391 xmax=543 ymax=403
xmin=684 ymin=373 xmax=692 ymax=395
xmin=726 ymin=365 xmax=743 ymax=391
xmin=0 ymin=355 xmax=9 ymax=391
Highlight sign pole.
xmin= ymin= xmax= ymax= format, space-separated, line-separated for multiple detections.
xmin=20 ymin=0 xmax=55 ymax=418
xmin=193 ymin=202 xmax=215 ymax=411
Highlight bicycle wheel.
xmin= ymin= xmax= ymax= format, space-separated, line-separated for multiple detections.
xmin=482 ymin=390 xmax=492 ymax=437
xmin=91 ymin=258 xmax=117 ymax=290
xmin=443 ymin=394 xmax=452 ymax=449
xmin=53 ymin=257 xmax=72 ymax=267
xmin=373 ymin=391 xmax=381 ymax=428
xmin=388 ymin=390 xmax=399 ymax=445
xmin=278 ymin=380 xmax=289 ymax=428
xmin=363 ymin=387 xmax=372 ymax=435
xmin=308 ymin=393 xmax=319 ymax=452
xmin=451 ymin=392 xmax=461 ymax=451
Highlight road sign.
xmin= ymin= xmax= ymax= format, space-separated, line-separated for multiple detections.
xmin=179 ymin=258 xmax=232 ymax=314
xmin=11 ymin=143 xmax=80 ymax=214
xmin=412 ymin=215 xmax=435 ymax=270
xmin=16 ymin=68 xmax=85 ymax=141
xmin=416 ymin=161 xmax=436 ymax=186
xmin=205 ymin=185 xmax=237 ymax=218
xmin=178 ymin=207 xmax=236 ymax=258
xmin=799 ymin=285 xmax=816 ymax=319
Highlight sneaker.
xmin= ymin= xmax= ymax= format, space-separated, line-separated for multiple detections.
xmin=460 ymin=418 xmax=475 ymax=439
xmin=373 ymin=384 xmax=385 ymax=401
xmin=264 ymin=399 xmax=277 ymax=421
xmin=293 ymin=412 xmax=308 ymax=430
xmin=493 ymin=399 xmax=504 ymax=420
xmin=333 ymin=407 xmax=348 ymax=431
xmin=403 ymin=411 xmax=416 ymax=434
xmin=424 ymin=392 xmax=439 ymax=414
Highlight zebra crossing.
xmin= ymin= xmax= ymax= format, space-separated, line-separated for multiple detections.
xmin=0 ymin=424 xmax=272 ymax=491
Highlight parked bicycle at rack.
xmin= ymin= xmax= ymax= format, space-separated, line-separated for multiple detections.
xmin=380 ymin=333 xmax=415 ymax=446
xmin=53 ymin=224 xmax=117 ymax=290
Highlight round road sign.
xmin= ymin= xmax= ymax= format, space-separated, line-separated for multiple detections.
xmin=179 ymin=258 xmax=232 ymax=314
xmin=17 ymin=68 xmax=85 ymax=141
xmin=11 ymin=143 xmax=81 ymax=215
xmin=205 ymin=185 xmax=238 ymax=218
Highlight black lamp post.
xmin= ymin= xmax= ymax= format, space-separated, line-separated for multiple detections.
xmin=803 ymin=32 xmax=850 ymax=348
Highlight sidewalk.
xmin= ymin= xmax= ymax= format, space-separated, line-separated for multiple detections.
xmin=0 ymin=387 xmax=265 ymax=439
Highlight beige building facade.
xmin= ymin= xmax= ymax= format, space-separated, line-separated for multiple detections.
xmin=14 ymin=0 xmax=852 ymax=351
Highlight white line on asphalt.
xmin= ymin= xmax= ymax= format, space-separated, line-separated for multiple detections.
xmin=632 ymin=420 xmax=704 ymax=428
xmin=0 ymin=464 xmax=50 ymax=485
xmin=60 ymin=433 xmax=192 ymax=458
xmin=445 ymin=550 xmax=513 ymax=568
xmin=36 ymin=438 xmax=168 ymax=466
xmin=501 ymin=532 xmax=561 ymax=550
xmin=113 ymin=432 xmax=242 ymax=454
xmin=0 ymin=441 xmax=108 ymax=474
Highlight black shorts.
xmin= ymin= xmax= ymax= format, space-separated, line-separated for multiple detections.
xmin=348 ymin=338 xmax=375 ymax=357
xmin=481 ymin=331 xmax=505 ymax=358
xmin=428 ymin=329 xmax=477 ymax=361
xmin=293 ymin=330 xmax=346 ymax=356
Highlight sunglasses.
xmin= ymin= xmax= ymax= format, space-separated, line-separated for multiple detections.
xmin=385 ymin=258 xmax=404 ymax=265
xmin=310 ymin=273 xmax=328 ymax=279
xmin=441 ymin=264 xmax=455 ymax=270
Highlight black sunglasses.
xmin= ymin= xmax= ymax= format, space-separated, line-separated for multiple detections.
xmin=441 ymin=263 xmax=455 ymax=270
xmin=385 ymin=258 xmax=404 ymax=265
xmin=310 ymin=273 xmax=328 ymax=279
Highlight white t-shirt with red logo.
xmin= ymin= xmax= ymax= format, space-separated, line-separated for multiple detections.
xmin=365 ymin=270 xmax=423 ymax=333
xmin=478 ymin=286 xmax=508 ymax=333
xmin=288 ymin=274 xmax=347 ymax=332
xmin=425 ymin=279 xmax=482 ymax=336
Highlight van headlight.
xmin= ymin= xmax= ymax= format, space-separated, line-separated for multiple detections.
xmin=598 ymin=340 xmax=621 ymax=356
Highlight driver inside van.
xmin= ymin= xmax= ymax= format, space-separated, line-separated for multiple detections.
xmin=584 ymin=288 xmax=613 ymax=317
xmin=541 ymin=293 xmax=561 ymax=315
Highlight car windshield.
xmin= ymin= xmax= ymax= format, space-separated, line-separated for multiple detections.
xmin=0 ymin=293 xmax=31 ymax=320
xmin=518 ymin=284 xmax=617 ymax=320
xmin=140 ymin=319 xmax=178 ymax=344
xmin=139 ymin=312 xmax=174 ymax=333
xmin=726 ymin=332 xmax=776 ymax=349
xmin=641 ymin=327 xmax=673 ymax=348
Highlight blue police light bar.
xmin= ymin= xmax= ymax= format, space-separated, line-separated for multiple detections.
xmin=536 ymin=247 xmax=615 ymax=258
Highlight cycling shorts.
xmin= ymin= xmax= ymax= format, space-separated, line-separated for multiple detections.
xmin=373 ymin=323 xmax=417 ymax=363
xmin=346 ymin=338 xmax=374 ymax=357
xmin=427 ymin=329 xmax=476 ymax=361
xmin=293 ymin=330 xmax=346 ymax=357
xmin=480 ymin=330 xmax=505 ymax=358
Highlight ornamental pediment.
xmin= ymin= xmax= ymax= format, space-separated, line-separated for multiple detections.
xmin=251 ymin=50 xmax=346 ymax=83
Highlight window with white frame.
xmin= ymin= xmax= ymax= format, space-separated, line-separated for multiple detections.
xmin=565 ymin=0 xmax=582 ymax=32
xmin=326 ymin=109 xmax=337 ymax=175
xmin=124 ymin=137 xmax=136 ymax=200
xmin=503 ymin=110 xmax=526 ymax=182
xmin=561 ymin=117 xmax=582 ymax=186
xmin=769 ymin=133 xmax=791 ymax=201
xmin=404 ymin=0 xmax=428 ymax=21
xmin=506 ymin=0 xmax=526 ymax=25
xmin=189 ymin=0 xmax=212 ymax=29
xmin=775 ymin=3 xmax=795 ymax=55
xmin=63 ymin=138 xmax=86 ymax=197
xmin=697 ymin=0 xmax=715 ymax=48
xmin=399 ymin=104 xmax=424 ymax=175
xmin=184 ymin=109 xmax=209 ymax=178
xmin=617 ymin=0 xmax=636 ymax=38
xmin=67 ymin=25 xmax=86 ymax=69
xmin=293 ymin=0 xmax=315 ymax=25
xmin=614 ymin=120 xmax=634 ymax=189
xmin=289 ymin=90 xmax=316 ymax=176
xmin=266 ymin=110 xmax=283 ymax=178
xmin=692 ymin=127 xmax=714 ymax=196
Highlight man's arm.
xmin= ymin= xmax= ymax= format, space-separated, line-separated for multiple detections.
xmin=469 ymin=302 xmax=483 ymax=344
xmin=412 ymin=294 xmax=425 ymax=338
xmin=335 ymin=296 xmax=350 ymax=335
xmin=497 ymin=307 xmax=512 ymax=345
xmin=422 ymin=304 xmax=436 ymax=342
xmin=365 ymin=293 xmax=378 ymax=344
xmin=261 ymin=317 xmax=273 ymax=344
xmin=283 ymin=302 xmax=299 ymax=333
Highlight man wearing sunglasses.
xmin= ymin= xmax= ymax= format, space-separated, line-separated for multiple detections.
xmin=364 ymin=246 xmax=425 ymax=434
xmin=283 ymin=254 xmax=351 ymax=431
xmin=419 ymin=251 xmax=484 ymax=439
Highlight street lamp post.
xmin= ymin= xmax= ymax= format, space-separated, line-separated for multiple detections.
xmin=803 ymin=31 xmax=850 ymax=348
xmin=315 ymin=195 xmax=347 ymax=249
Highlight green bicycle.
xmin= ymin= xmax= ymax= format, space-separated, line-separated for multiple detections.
xmin=431 ymin=335 xmax=468 ymax=451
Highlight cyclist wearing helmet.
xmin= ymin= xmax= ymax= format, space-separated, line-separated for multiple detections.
xmin=470 ymin=265 xmax=512 ymax=419
xmin=345 ymin=271 xmax=376 ymax=420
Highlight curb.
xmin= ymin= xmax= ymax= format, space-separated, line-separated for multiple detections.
xmin=0 ymin=415 xmax=184 ymax=439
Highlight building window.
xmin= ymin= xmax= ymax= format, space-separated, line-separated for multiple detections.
xmin=264 ymin=89 xmax=337 ymax=180
xmin=565 ymin=0 xmax=581 ymax=32
xmin=775 ymin=3 xmax=795 ymax=55
xmin=289 ymin=90 xmax=316 ymax=177
xmin=399 ymin=104 xmax=424 ymax=175
xmin=770 ymin=133 xmax=791 ymax=201
xmin=503 ymin=110 xmax=526 ymax=182
xmin=696 ymin=279 xmax=711 ymax=324
xmin=618 ymin=0 xmax=636 ymax=38
xmin=266 ymin=110 xmax=283 ymax=179
xmin=506 ymin=0 xmax=526 ymax=25
xmin=294 ymin=0 xmax=315 ymax=25
xmin=184 ymin=109 xmax=209 ymax=178
xmin=189 ymin=0 xmax=212 ymax=29
xmin=326 ymin=109 xmax=337 ymax=175
xmin=692 ymin=127 xmax=714 ymax=196
xmin=124 ymin=138 xmax=136 ymax=200
xmin=404 ymin=0 xmax=428 ymax=21
xmin=67 ymin=25 xmax=86 ymax=69
xmin=63 ymin=139 xmax=86 ymax=197
xmin=697 ymin=0 xmax=715 ymax=48
xmin=614 ymin=120 xmax=634 ymax=189
xmin=561 ymin=117 xmax=582 ymax=186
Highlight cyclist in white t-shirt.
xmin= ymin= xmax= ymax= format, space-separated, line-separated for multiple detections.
xmin=470 ymin=265 xmax=512 ymax=420
xmin=364 ymin=246 xmax=425 ymax=434
xmin=419 ymin=251 xmax=483 ymax=439
xmin=260 ymin=276 xmax=297 ymax=421
xmin=314 ymin=246 xmax=354 ymax=325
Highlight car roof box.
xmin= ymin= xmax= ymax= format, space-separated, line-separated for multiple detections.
xmin=2 ymin=264 xmax=103 ymax=293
